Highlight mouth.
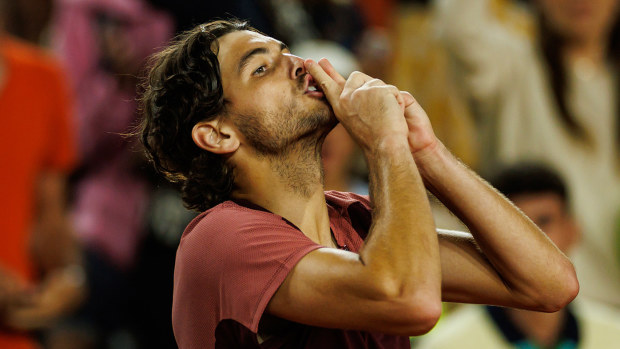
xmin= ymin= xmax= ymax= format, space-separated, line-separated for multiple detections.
xmin=304 ymin=74 xmax=324 ymax=98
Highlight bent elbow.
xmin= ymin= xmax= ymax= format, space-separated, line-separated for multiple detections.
xmin=397 ymin=295 xmax=442 ymax=336
xmin=550 ymin=272 xmax=580 ymax=312
xmin=368 ymin=275 xmax=442 ymax=335
xmin=537 ymin=265 xmax=580 ymax=313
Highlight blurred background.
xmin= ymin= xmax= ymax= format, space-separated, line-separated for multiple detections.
xmin=0 ymin=0 xmax=618 ymax=348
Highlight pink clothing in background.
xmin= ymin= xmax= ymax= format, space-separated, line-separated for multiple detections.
xmin=51 ymin=0 xmax=174 ymax=269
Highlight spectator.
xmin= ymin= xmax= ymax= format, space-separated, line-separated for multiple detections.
xmin=50 ymin=0 xmax=173 ymax=346
xmin=435 ymin=0 xmax=620 ymax=308
xmin=0 ymin=0 xmax=84 ymax=347
xmin=415 ymin=164 xmax=620 ymax=349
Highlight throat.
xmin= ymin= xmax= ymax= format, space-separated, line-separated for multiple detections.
xmin=267 ymin=140 xmax=324 ymax=198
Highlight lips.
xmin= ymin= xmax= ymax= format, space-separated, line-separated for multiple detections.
xmin=304 ymin=74 xmax=324 ymax=97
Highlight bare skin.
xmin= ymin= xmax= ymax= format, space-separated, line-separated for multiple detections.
xmin=310 ymin=55 xmax=577 ymax=313
xmin=191 ymin=30 xmax=579 ymax=336
xmin=504 ymin=193 xmax=580 ymax=348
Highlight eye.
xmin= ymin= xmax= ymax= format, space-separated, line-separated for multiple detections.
xmin=535 ymin=215 xmax=553 ymax=228
xmin=253 ymin=65 xmax=267 ymax=75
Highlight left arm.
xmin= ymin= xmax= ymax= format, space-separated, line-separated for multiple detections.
xmin=314 ymin=59 xmax=579 ymax=311
xmin=404 ymin=96 xmax=578 ymax=312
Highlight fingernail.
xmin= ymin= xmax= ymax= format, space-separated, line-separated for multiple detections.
xmin=304 ymin=59 xmax=315 ymax=66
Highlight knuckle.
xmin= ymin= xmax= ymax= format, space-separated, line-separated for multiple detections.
xmin=370 ymin=78 xmax=385 ymax=86
xmin=350 ymin=71 xmax=363 ymax=78
xmin=350 ymin=88 xmax=363 ymax=100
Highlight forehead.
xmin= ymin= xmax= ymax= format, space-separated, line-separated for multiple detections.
xmin=216 ymin=30 xmax=281 ymax=71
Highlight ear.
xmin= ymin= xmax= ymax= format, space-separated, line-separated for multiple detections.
xmin=192 ymin=119 xmax=240 ymax=154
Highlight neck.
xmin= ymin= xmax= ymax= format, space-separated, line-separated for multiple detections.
xmin=564 ymin=35 xmax=607 ymax=66
xmin=232 ymin=139 xmax=334 ymax=247
xmin=506 ymin=308 xmax=566 ymax=348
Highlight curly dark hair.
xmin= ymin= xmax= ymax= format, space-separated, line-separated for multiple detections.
xmin=140 ymin=20 xmax=255 ymax=212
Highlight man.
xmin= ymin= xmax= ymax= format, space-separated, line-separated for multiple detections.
xmin=415 ymin=164 xmax=620 ymax=349
xmin=0 ymin=0 xmax=85 ymax=347
xmin=140 ymin=20 xmax=578 ymax=348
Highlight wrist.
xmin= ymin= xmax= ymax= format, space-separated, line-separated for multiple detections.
xmin=412 ymin=141 xmax=455 ymax=182
xmin=365 ymin=136 xmax=411 ymax=161
xmin=412 ymin=140 xmax=447 ymax=166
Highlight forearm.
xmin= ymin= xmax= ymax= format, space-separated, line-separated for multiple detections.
xmin=416 ymin=143 xmax=578 ymax=310
xmin=359 ymin=139 xmax=441 ymax=303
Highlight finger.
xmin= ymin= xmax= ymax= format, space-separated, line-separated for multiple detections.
xmin=400 ymin=91 xmax=415 ymax=108
xmin=360 ymin=80 xmax=401 ymax=107
xmin=305 ymin=59 xmax=342 ymax=103
xmin=317 ymin=58 xmax=346 ymax=86
xmin=382 ymin=85 xmax=405 ymax=113
xmin=343 ymin=71 xmax=375 ymax=93
xmin=394 ymin=90 xmax=406 ymax=113
xmin=361 ymin=78 xmax=386 ymax=88
xmin=365 ymin=83 xmax=401 ymax=101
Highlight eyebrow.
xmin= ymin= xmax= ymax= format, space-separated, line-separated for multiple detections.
xmin=237 ymin=41 xmax=289 ymax=75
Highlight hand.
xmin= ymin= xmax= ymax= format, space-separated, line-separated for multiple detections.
xmin=305 ymin=59 xmax=408 ymax=152
xmin=3 ymin=267 xmax=85 ymax=331
xmin=398 ymin=92 xmax=440 ymax=159
xmin=0 ymin=268 xmax=32 ymax=328
xmin=0 ymin=267 xmax=33 ymax=319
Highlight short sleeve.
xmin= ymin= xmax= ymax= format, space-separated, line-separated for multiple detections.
xmin=172 ymin=203 xmax=322 ymax=348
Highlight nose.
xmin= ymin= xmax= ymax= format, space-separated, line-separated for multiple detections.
xmin=286 ymin=53 xmax=306 ymax=80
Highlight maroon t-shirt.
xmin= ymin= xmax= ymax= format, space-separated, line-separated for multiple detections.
xmin=172 ymin=191 xmax=410 ymax=348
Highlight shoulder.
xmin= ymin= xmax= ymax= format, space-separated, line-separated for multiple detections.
xmin=176 ymin=200 xmax=317 ymax=268
xmin=180 ymin=201 xmax=292 ymax=248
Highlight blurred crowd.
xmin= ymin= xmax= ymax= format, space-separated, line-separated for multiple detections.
xmin=0 ymin=0 xmax=619 ymax=348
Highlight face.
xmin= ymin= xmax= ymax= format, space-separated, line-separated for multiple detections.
xmin=511 ymin=192 xmax=580 ymax=254
xmin=216 ymin=30 xmax=334 ymax=156
xmin=537 ymin=0 xmax=619 ymax=42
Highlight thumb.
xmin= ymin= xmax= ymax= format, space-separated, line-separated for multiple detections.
xmin=400 ymin=91 xmax=415 ymax=109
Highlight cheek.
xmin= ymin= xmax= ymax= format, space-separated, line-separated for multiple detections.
xmin=233 ymin=87 xmax=283 ymax=117
xmin=255 ymin=83 xmax=295 ymax=110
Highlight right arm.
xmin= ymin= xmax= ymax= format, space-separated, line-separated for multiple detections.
xmin=266 ymin=64 xmax=442 ymax=336
xmin=434 ymin=0 xmax=529 ymax=101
